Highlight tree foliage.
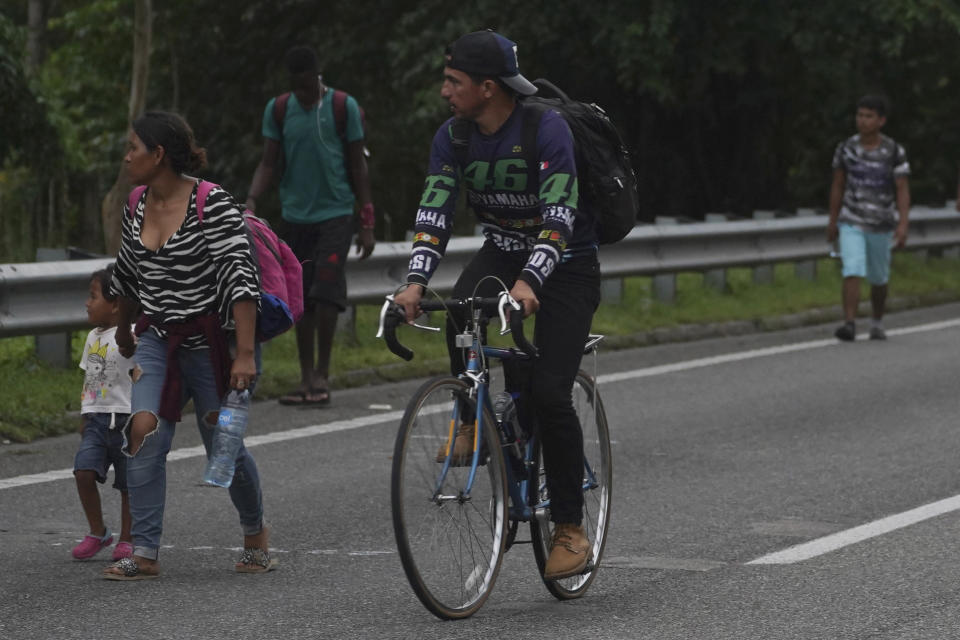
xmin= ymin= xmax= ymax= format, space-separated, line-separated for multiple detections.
xmin=3 ymin=0 xmax=960 ymax=261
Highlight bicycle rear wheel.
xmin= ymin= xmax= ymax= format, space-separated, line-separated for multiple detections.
xmin=530 ymin=369 xmax=612 ymax=599
xmin=391 ymin=376 xmax=508 ymax=619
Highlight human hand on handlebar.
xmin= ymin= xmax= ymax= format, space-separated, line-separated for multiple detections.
xmin=392 ymin=284 xmax=424 ymax=324
xmin=509 ymin=280 xmax=539 ymax=318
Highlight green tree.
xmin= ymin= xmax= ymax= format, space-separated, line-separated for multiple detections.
xmin=4 ymin=0 xmax=960 ymax=263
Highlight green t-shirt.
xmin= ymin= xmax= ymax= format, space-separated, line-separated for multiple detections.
xmin=262 ymin=88 xmax=364 ymax=224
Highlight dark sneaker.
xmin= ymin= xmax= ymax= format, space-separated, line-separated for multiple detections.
xmin=543 ymin=523 xmax=592 ymax=580
xmin=834 ymin=322 xmax=856 ymax=342
xmin=869 ymin=326 xmax=887 ymax=340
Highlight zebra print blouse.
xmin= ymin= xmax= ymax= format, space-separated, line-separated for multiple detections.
xmin=111 ymin=183 xmax=260 ymax=350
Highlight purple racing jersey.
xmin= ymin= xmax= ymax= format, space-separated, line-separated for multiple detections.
xmin=407 ymin=104 xmax=597 ymax=293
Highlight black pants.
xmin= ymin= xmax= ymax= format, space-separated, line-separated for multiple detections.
xmin=447 ymin=242 xmax=601 ymax=524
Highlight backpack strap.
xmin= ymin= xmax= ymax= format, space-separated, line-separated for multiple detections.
xmin=529 ymin=78 xmax=569 ymax=103
xmin=194 ymin=180 xmax=218 ymax=223
xmin=449 ymin=119 xmax=473 ymax=172
xmin=126 ymin=181 xmax=218 ymax=221
xmin=520 ymin=103 xmax=546 ymax=196
xmin=272 ymin=93 xmax=291 ymax=137
xmin=332 ymin=89 xmax=348 ymax=143
xmin=127 ymin=185 xmax=148 ymax=217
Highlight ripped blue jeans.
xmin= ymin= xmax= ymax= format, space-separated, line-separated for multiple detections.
xmin=123 ymin=330 xmax=264 ymax=561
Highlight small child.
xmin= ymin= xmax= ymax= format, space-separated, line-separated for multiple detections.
xmin=72 ymin=264 xmax=135 ymax=561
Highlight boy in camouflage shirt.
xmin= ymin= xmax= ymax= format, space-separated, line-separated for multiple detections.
xmin=827 ymin=95 xmax=910 ymax=341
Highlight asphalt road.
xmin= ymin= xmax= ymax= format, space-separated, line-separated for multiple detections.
xmin=2 ymin=303 xmax=960 ymax=640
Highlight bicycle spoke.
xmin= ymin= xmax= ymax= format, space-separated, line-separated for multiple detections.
xmin=392 ymin=377 xmax=507 ymax=619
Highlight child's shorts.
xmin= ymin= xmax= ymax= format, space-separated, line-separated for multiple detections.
xmin=838 ymin=222 xmax=894 ymax=286
xmin=73 ymin=412 xmax=130 ymax=491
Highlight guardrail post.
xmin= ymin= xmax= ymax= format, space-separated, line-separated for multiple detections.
xmin=34 ymin=248 xmax=73 ymax=368
xmin=601 ymin=278 xmax=624 ymax=304
xmin=752 ymin=211 xmax=776 ymax=285
xmin=909 ymin=207 xmax=930 ymax=261
xmin=336 ymin=304 xmax=358 ymax=345
xmin=940 ymin=205 xmax=960 ymax=256
xmin=794 ymin=208 xmax=819 ymax=281
xmin=703 ymin=214 xmax=728 ymax=292
xmin=653 ymin=217 xmax=677 ymax=303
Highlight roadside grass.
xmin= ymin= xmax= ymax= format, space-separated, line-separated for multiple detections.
xmin=2 ymin=253 xmax=958 ymax=443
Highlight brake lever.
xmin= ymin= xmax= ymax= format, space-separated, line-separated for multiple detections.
xmin=497 ymin=291 xmax=522 ymax=336
xmin=375 ymin=296 xmax=393 ymax=338
xmin=375 ymin=295 xmax=442 ymax=339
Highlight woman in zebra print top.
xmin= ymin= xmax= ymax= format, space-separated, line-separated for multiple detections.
xmin=104 ymin=111 xmax=274 ymax=580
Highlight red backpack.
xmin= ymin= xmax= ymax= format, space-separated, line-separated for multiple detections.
xmin=127 ymin=181 xmax=303 ymax=341
xmin=272 ymin=88 xmax=370 ymax=184
xmin=273 ymin=88 xmax=367 ymax=147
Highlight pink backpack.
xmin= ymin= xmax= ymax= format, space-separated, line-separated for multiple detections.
xmin=127 ymin=180 xmax=303 ymax=341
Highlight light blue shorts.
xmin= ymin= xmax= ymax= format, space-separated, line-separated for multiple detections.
xmin=838 ymin=223 xmax=893 ymax=285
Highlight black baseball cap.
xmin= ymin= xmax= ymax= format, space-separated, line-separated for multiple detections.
xmin=446 ymin=30 xmax=538 ymax=96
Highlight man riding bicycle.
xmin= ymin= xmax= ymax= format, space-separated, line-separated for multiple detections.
xmin=392 ymin=30 xmax=601 ymax=580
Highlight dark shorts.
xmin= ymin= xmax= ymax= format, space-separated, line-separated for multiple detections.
xmin=73 ymin=412 xmax=129 ymax=491
xmin=282 ymin=215 xmax=354 ymax=312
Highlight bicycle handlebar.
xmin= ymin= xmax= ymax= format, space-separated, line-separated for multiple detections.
xmin=377 ymin=294 xmax=539 ymax=361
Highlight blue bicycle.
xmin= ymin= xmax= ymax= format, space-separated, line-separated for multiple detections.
xmin=378 ymin=289 xmax=612 ymax=619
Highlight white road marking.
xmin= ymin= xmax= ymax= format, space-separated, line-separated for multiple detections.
xmin=6 ymin=316 xmax=960 ymax=569
xmin=4 ymin=318 xmax=958 ymax=493
xmin=0 ymin=411 xmax=403 ymax=491
xmin=53 ymin=540 xmax=392 ymax=558
xmin=597 ymin=318 xmax=960 ymax=386
xmin=747 ymin=494 xmax=960 ymax=564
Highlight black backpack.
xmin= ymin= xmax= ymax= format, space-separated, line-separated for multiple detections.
xmin=451 ymin=78 xmax=639 ymax=244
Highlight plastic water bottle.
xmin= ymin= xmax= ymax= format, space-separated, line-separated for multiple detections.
xmin=492 ymin=391 xmax=518 ymax=441
xmin=493 ymin=391 xmax=524 ymax=475
xmin=203 ymin=389 xmax=251 ymax=487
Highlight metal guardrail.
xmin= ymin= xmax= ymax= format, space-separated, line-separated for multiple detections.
xmin=2 ymin=209 xmax=959 ymax=338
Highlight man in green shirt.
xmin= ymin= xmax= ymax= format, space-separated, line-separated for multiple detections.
xmin=246 ymin=45 xmax=374 ymax=405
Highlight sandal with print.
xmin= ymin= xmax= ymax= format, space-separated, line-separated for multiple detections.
xmin=235 ymin=547 xmax=278 ymax=573
xmin=102 ymin=557 xmax=160 ymax=581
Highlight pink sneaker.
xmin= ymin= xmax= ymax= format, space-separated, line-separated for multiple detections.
xmin=112 ymin=541 xmax=133 ymax=561
xmin=72 ymin=531 xmax=113 ymax=560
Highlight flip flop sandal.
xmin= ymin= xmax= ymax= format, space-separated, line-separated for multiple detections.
xmin=102 ymin=557 xmax=160 ymax=581
xmin=278 ymin=390 xmax=308 ymax=405
xmin=307 ymin=387 xmax=330 ymax=406
xmin=235 ymin=547 xmax=278 ymax=574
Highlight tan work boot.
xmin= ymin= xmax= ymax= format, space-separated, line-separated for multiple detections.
xmin=543 ymin=523 xmax=592 ymax=580
xmin=435 ymin=422 xmax=476 ymax=464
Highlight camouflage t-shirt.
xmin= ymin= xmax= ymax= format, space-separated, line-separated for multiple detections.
xmin=832 ymin=133 xmax=909 ymax=232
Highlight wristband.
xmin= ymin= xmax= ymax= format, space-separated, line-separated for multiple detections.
xmin=360 ymin=202 xmax=375 ymax=230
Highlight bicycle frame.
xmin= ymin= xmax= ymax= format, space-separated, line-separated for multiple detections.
xmin=385 ymin=292 xmax=603 ymax=522
xmin=432 ymin=331 xmax=533 ymax=509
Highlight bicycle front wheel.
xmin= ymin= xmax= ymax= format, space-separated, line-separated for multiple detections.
xmin=530 ymin=369 xmax=612 ymax=599
xmin=391 ymin=376 xmax=509 ymax=619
